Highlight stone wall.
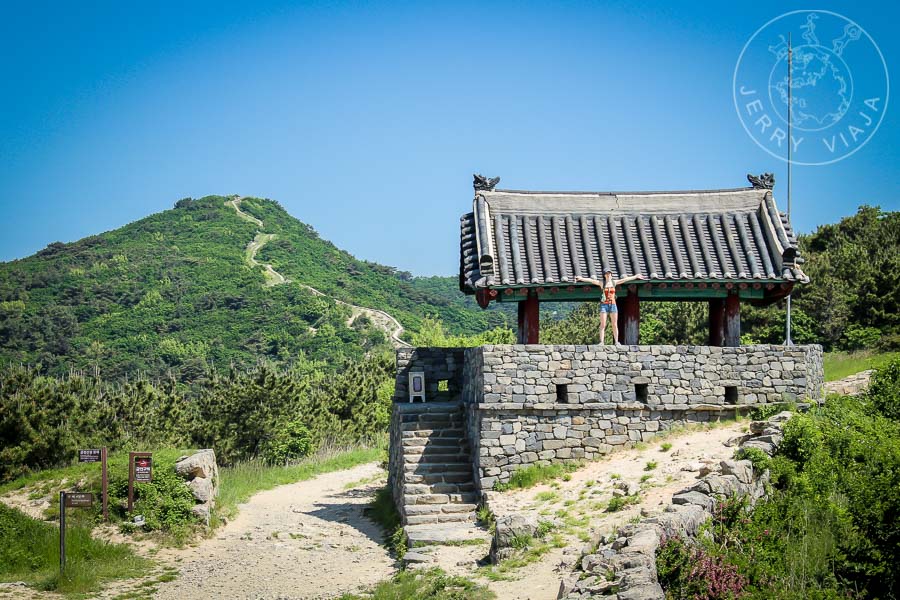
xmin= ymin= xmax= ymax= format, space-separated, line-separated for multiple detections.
xmin=391 ymin=344 xmax=824 ymax=492
xmin=393 ymin=347 xmax=467 ymax=403
xmin=462 ymin=344 xmax=822 ymax=490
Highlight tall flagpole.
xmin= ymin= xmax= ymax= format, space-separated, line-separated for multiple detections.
xmin=785 ymin=32 xmax=794 ymax=346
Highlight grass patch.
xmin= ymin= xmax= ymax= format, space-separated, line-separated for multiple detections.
xmin=215 ymin=440 xmax=385 ymax=523
xmin=476 ymin=504 xmax=496 ymax=533
xmin=606 ymin=495 xmax=640 ymax=512
xmin=0 ymin=504 xmax=150 ymax=595
xmin=534 ymin=491 xmax=559 ymax=503
xmin=823 ymin=350 xmax=899 ymax=382
xmin=365 ymin=487 xmax=406 ymax=558
xmin=644 ymin=461 xmax=658 ymax=471
xmin=339 ymin=567 xmax=494 ymax=599
xmin=660 ymin=442 xmax=673 ymax=452
xmin=493 ymin=462 xmax=581 ymax=491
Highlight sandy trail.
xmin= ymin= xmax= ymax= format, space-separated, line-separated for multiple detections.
xmin=481 ymin=420 xmax=746 ymax=599
xmin=153 ymin=463 xmax=395 ymax=600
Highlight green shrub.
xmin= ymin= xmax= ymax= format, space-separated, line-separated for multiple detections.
xmin=676 ymin=395 xmax=900 ymax=597
xmin=106 ymin=456 xmax=199 ymax=541
xmin=733 ymin=446 xmax=771 ymax=474
xmin=868 ymin=357 xmax=900 ymax=421
xmin=262 ymin=420 xmax=312 ymax=465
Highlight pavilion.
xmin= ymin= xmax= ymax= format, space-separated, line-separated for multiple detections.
xmin=459 ymin=173 xmax=808 ymax=345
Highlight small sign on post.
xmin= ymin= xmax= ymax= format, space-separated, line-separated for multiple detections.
xmin=64 ymin=492 xmax=94 ymax=507
xmin=127 ymin=452 xmax=152 ymax=513
xmin=78 ymin=449 xmax=101 ymax=462
xmin=59 ymin=491 xmax=93 ymax=574
xmin=78 ymin=447 xmax=108 ymax=521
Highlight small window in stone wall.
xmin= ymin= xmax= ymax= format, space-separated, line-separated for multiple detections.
xmin=556 ymin=384 xmax=569 ymax=403
xmin=438 ymin=380 xmax=449 ymax=392
xmin=725 ymin=386 xmax=738 ymax=405
xmin=635 ymin=383 xmax=648 ymax=403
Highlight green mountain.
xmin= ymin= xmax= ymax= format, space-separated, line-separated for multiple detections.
xmin=0 ymin=195 xmax=510 ymax=380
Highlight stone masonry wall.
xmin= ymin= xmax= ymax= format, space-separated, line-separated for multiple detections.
xmin=393 ymin=347 xmax=467 ymax=403
xmin=391 ymin=344 xmax=824 ymax=492
xmin=465 ymin=344 xmax=822 ymax=490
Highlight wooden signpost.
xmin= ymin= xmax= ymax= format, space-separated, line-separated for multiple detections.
xmin=127 ymin=452 xmax=152 ymax=513
xmin=59 ymin=491 xmax=93 ymax=573
xmin=78 ymin=447 xmax=108 ymax=521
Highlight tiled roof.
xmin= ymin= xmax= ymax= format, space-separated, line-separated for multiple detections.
xmin=460 ymin=186 xmax=807 ymax=293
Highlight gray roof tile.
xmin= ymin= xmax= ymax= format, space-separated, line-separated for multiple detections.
xmin=460 ymin=186 xmax=808 ymax=293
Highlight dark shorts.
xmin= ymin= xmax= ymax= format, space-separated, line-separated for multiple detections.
xmin=600 ymin=303 xmax=618 ymax=313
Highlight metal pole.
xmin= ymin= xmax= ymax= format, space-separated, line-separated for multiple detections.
xmin=785 ymin=32 xmax=794 ymax=346
xmin=59 ymin=492 xmax=66 ymax=574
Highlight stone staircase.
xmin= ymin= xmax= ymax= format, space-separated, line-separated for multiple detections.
xmin=391 ymin=402 xmax=496 ymax=548
xmin=394 ymin=402 xmax=487 ymax=545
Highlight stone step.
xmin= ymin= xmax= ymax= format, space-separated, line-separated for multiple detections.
xmin=405 ymin=492 xmax=478 ymax=505
xmin=406 ymin=471 xmax=475 ymax=485
xmin=402 ymin=462 xmax=471 ymax=474
xmin=405 ymin=511 xmax=476 ymax=526
xmin=405 ymin=523 xmax=492 ymax=546
xmin=403 ymin=443 xmax=471 ymax=454
xmin=404 ymin=482 xmax=475 ymax=495
xmin=401 ymin=428 xmax=466 ymax=439
xmin=404 ymin=502 xmax=478 ymax=514
xmin=403 ymin=453 xmax=472 ymax=465
xmin=400 ymin=421 xmax=465 ymax=432
xmin=401 ymin=436 xmax=467 ymax=448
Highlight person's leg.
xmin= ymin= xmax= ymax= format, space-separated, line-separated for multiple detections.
xmin=599 ymin=310 xmax=608 ymax=344
xmin=611 ymin=309 xmax=620 ymax=344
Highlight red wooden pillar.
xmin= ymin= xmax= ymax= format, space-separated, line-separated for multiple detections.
xmin=709 ymin=298 xmax=725 ymax=346
xmin=724 ymin=292 xmax=741 ymax=347
xmin=517 ymin=291 xmax=540 ymax=344
xmin=617 ymin=289 xmax=640 ymax=345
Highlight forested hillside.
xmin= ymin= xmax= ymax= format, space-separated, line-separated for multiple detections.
xmin=0 ymin=195 xmax=509 ymax=382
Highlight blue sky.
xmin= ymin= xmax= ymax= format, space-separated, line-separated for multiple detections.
xmin=1 ymin=1 xmax=896 ymax=275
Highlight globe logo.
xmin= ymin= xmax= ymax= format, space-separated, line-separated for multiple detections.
xmin=733 ymin=11 xmax=889 ymax=166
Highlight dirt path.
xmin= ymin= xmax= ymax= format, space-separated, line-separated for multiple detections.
xmin=479 ymin=420 xmax=747 ymax=599
xmin=154 ymin=462 xmax=395 ymax=600
xmin=225 ymin=197 xmax=410 ymax=347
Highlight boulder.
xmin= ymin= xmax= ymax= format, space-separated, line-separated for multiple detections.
xmin=176 ymin=449 xmax=218 ymax=480
xmin=175 ymin=449 xmax=219 ymax=525
xmin=491 ymin=513 xmax=539 ymax=564
xmin=720 ymin=459 xmax=753 ymax=484
xmin=188 ymin=476 xmax=215 ymax=503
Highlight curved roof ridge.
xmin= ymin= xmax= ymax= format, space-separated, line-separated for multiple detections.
xmin=489 ymin=186 xmax=755 ymax=196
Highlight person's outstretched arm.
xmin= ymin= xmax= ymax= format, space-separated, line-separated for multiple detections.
xmin=575 ymin=276 xmax=605 ymax=287
xmin=613 ymin=274 xmax=645 ymax=286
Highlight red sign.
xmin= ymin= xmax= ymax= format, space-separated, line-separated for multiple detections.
xmin=134 ymin=455 xmax=152 ymax=483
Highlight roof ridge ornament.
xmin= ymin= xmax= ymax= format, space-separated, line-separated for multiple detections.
xmin=747 ymin=172 xmax=775 ymax=190
xmin=473 ymin=174 xmax=500 ymax=192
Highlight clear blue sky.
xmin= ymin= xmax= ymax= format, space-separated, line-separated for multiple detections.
xmin=1 ymin=1 xmax=897 ymax=275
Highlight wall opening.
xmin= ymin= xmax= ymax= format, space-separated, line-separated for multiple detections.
xmin=556 ymin=384 xmax=569 ymax=403
xmin=724 ymin=386 xmax=738 ymax=405
xmin=635 ymin=383 xmax=648 ymax=403
xmin=438 ymin=379 xmax=449 ymax=392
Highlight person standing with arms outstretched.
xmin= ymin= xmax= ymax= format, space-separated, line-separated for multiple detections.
xmin=575 ymin=271 xmax=644 ymax=344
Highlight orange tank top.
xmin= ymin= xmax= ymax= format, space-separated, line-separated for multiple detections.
xmin=603 ymin=284 xmax=616 ymax=304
